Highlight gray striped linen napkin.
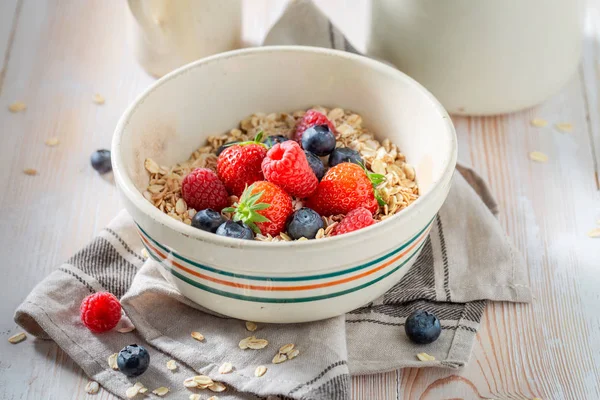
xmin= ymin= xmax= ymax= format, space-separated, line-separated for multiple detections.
xmin=14 ymin=3 xmax=531 ymax=400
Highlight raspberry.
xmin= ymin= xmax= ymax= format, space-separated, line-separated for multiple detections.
xmin=261 ymin=141 xmax=318 ymax=198
xmin=80 ymin=292 xmax=122 ymax=333
xmin=332 ymin=207 xmax=376 ymax=236
xmin=182 ymin=168 xmax=230 ymax=211
xmin=294 ymin=110 xmax=336 ymax=143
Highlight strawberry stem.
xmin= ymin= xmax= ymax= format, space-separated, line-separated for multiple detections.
xmin=232 ymin=131 xmax=267 ymax=149
xmin=358 ymin=162 xmax=387 ymax=207
xmin=223 ymin=183 xmax=271 ymax=234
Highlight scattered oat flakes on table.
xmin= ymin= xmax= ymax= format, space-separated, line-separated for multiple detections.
xmin=529 ymin=151 xmax=548 ymax=163
xmin=272 ymin=353 xmax=287 ymax=364
xmin=166 ymin=360 xmax=177 ymax=370
xmin=416 ymin=352 xmax=435 ymax=361
xmin=93 ymin=94 xmax=105 ymax=105
xmin=208 ymin=382 xmax=227 ymax=392
xmin=108 ymin=353 xmax=119 ymax=370
xmin=8 ymin=332 xmax=26 ymax=344
xmin=245 ymin=321 xmax=257 ymax=331
xmin=555 ymin=122 xmax=573 ymax=132
xmin=45 ymin=137 xmax=59 ymax=146
xmin=23 ymin=168 xmax=38 ymax=176
xmin=239 ymin=336 xmax=268 ymax=350
xmin=588 ymin=228 xmax=600 ymax=238
xmin=287 ymin=348 xmax=300 ymax=359
xmin=8 ymin=101 xmax=26 ymax=112
xmin=192 ymin=375 xmax=214 ymax=388
xmin=189 ymin=395 xmax=202 ymax=400
xmin=207 ymin=396 xmax=220 ymax=400
xmin=191 ymin=331 xmax=205 ymax=341
xmin=85 ymin=381 xmax=100 ymax=394
xmin=218 ymin=362 xmax=233 ymax=374
xmin=530 ymin=118 xmax=548 ymax=127
xmin=183 ymin=377 xmax=199 ymax=388
xmin=254 ymin=365 xmax=267 ymax=377
xmin=152 ymin=387 xmax=169 ymax=396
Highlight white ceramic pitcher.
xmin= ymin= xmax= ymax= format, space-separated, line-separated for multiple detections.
xmin=368 ymin=0 xmax=585 ymax=115
xmin=127 ymin=0 xmax=242 ymax=78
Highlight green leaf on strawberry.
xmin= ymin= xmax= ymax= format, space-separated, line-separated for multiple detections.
xmin=223 ymin=183 xmax=272 ymax=234
xmin=357 ymin=162 xmax=387 ymax=207
xmin=226 ymin=131 xmax=267 ymax=149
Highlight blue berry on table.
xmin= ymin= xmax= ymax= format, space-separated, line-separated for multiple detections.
xmin=216 ymin=220 xmax=254 ymax=240
xmin=216 ymin=141 xmax=240 ymax=156
xmin=191 ymin=209 xmax=225 ymax=233
xmin=328 ymin=147 xmax=363 ymax=167
xmin=287 ymin=207 xmax=324 ymax=240
xmin=263 ymin=135 xmax=289 ymax=148
xmin=90 ymin=149 xmax=112 ymax=174
xmin=404 ymin=310 xmax=441 ymax=344
xmin=301 ymin=124 xmax=336 ymax=156
xmin=117 ymin=344 xmax=150 ymax=377
xmin=304 ymin=151 xmax=325 ymax=181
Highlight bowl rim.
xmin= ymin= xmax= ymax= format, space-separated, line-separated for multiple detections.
xmin=112 ymin=45 xmax=457 ymax=249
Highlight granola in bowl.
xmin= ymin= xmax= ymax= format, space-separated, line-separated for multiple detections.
xmin=143 ymin=107 xmax=419 ymax=241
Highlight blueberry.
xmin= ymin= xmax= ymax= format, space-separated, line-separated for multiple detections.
xmin=117 ymin=344 xmax=150 ymax=377
xmin=216 ymin=220 xmax=254 ymax=240
xmin=263 ymin=135 xmax=289 ymax=148
xmin=304 ymin=151 xmax=325 ymax=181
xmin=191 ymin=209 xmax=225 ymax=233
xmin=216 ymin=141 xmax=240 ymax=156
xmin=301 ymin=125 xmax=336 ymax=156
xmin=287 ymin=208 xmax=324 ymax=240
xmin=404 ymin=310 xmax=441 ymax=344
xmin=90 ymin=149 xmax=112 ymax=174
xmin=329 ymin=147 xmax=363 ymax=167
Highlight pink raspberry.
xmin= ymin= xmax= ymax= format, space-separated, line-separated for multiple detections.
xmin=261 ymin=141 xmax=318 ymax=198
xmin=182 ymin=168 xmax=230 ymax=211
xmin=332 ymin=207 xmax=376 ymax=236
xmin=294 ymin=110 xmax=336 ymax=143
xmin=80 ymin=292 xmax=122 ymax=333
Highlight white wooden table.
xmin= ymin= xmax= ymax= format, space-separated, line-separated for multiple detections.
xmin=1 ymin=1 xmax=599 ymax=399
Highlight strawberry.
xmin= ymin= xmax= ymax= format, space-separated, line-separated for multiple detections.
xmin=294 ymin=110 xmax=336 ymax=143
xmin=332 ymin=207 xmax=376 ymax=236
xmin=181 ymin=168 xmax=230 ymax=211
xmin=224 ymin=181 xmax=293 ymax=236
xmin=217 ymin=132 xmax=267 ymax=196
xmin=306 ymin=162 xmax=385 ymax=216
xmin=261 ymin=140 xmax=318 ymax=198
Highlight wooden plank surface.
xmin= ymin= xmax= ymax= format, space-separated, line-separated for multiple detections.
xmin=1 ymin=1 xmax=599 ymax=399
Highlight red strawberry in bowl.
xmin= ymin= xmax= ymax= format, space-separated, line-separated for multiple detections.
xmin=293 ymin=110 xmax=336 ymax=144
xmin=224 ymin=181 xmax=293 ymax=236
xmin=217 ymin=132 xmax=267 ymax=196
xmin=181 ymin=168 xmax=230 ymax=211
xmin=261 ymin=140 xmax=318 ymax=198
xmin=332 ymin=207 xmax=376 ymax=236
xmin=307 ymin=162 xmax=384 ymax=216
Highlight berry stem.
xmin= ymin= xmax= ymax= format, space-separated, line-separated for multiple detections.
xmin=358 ymin=162 xmax=387 ymax=207
xmin=231 ymin=131 xmax=268 ymax=149
xmin=223 ymin=183 xmax=271 ymax=234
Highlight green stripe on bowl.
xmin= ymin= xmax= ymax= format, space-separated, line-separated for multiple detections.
xmin=142 ymin=239 xmax=427 ymax=303
xmin=136 ymin=216 xmax=434 ymax=282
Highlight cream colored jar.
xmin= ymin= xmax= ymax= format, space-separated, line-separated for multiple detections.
xmin=127 ymin=0 xmax=242 ymax=78
xmin=368 ymin=0 xmax=585 ymax=115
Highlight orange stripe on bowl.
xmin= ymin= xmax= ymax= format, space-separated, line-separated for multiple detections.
xmin=140 ymin=228 xmax=429 ymax=292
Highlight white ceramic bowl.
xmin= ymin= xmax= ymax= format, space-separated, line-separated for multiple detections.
xmin=112 ymin=46 xmax=456 ymax=323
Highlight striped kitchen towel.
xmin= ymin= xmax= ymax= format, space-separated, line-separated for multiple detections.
xmin=14 ymin=2 xmax=531 ymax=399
